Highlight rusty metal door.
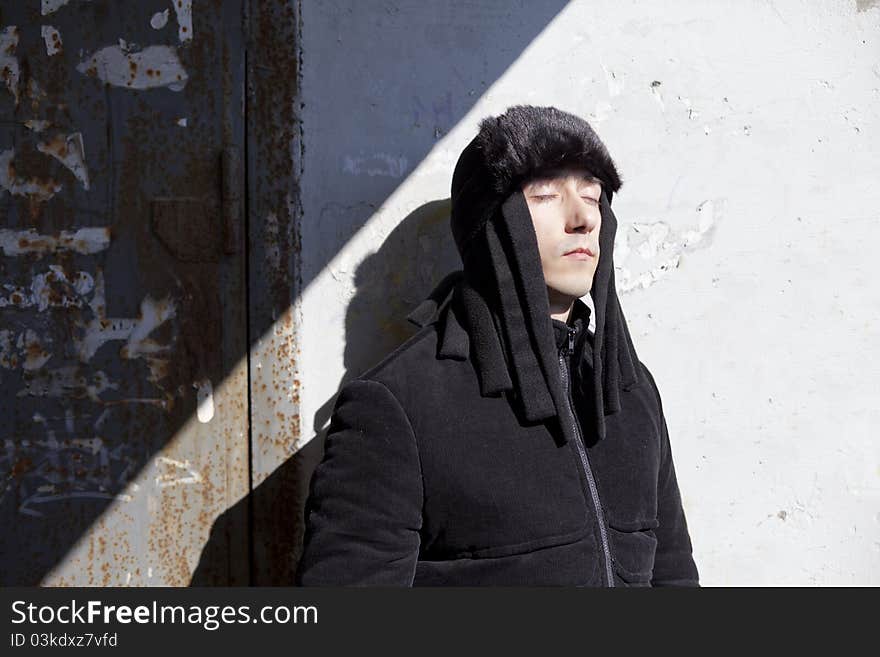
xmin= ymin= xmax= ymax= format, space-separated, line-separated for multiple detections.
xmin=1 ymin=1 xmax=250 ymax=585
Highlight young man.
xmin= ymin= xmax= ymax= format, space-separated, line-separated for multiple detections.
xmin=295 ymin=105 xmax=699 ymax=586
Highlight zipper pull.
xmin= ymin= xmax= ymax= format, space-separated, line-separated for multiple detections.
xmin=567 ymin=326 xmax=576 ymax=356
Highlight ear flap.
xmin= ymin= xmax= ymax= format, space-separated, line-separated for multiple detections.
xmin=485 ymin=210 xmax=555 ymax=420
xmin=585 ymin=188 xmax=643 ymax=442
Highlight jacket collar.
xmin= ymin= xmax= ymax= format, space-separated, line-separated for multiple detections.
xmin=436 ymin=293 xmax=593 ymax=361
xmin=551 ymin=298 xmax=592 ymax=351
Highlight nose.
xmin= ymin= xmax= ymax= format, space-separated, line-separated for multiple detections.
xmin=563 ymin=188 xmax=599 ymax=234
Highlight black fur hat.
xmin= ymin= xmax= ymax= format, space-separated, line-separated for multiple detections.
xmin=412 ymin=104 xmax=641 ymax=444
xmin=451 ymin=105 xmax=623 ymax=256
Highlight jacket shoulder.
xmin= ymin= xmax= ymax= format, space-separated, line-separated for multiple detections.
xmin=635 ymin=360 xmax=663 ymax=410
xmin=358 ymin=321 xmax=443 ymax=383
xmin=355 ymin=316 xmax=473 ymax=425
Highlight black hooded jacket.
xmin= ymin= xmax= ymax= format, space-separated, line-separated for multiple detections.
xmin=295 ymin=106 xmax=699 ymax=586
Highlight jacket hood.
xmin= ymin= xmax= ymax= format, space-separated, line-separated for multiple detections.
xmin=408 ymin=104 xmax=642 ymax=444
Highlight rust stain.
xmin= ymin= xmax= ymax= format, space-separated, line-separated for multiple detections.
xmin=39 ymin=134 xmax=69 ymax=159
xmin=11 ymin=457 xmax=34 ymax=478
xmin=1 ymin=150 xmax=63 ymax=203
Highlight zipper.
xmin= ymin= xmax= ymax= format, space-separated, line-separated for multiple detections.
xmin=559 ymin=326 xmax=615 ymax=587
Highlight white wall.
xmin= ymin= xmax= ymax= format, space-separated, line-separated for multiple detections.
xmin=298 ymin=0 xmax=880 ymax=585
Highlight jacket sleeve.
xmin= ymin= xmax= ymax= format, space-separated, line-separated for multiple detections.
xmin=643 ymin=368 xmax=700 ymax=587
xmin=295 ymin=378 xmax=424 ymax=586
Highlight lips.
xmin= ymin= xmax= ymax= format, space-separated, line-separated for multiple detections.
xmin=563 ymin=247 xmax=595 ymax=259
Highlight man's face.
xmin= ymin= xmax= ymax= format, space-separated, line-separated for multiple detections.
xmin=522 ymin=167 xmax=602 ymax=304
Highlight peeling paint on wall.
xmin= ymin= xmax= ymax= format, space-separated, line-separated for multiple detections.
xmin=42 ymin=0 xmax=70 ymax=15
xmin=0 ymin=227 xmax=110 ymax=257
xmin=118 ymin=297 xmax=176 ymax=360
xmin=172 ymin=0 xmax=193 ymax=43
xmin=24 ymin=120 xmax=51 ymax=133
xmin=1 ymin=411 xmax=137 ymax=520
xmin=21 ymin=331 xmax=53 ymax=371
xmin=26 ymin=78 xmax=48 ymax=107
xmin=0 ymin=329 xmax=52 ymax=371
xmin=0 ymin=265 xmax=94 ymax=311
xmin=0 ymin=26 xmax=21 ymax=106
xmin=77 ymin=44 xmax=188 ymax=91
xmin=154 ymin=456 xmax=202 ymax=489
xmin=0 ymin=262 xmax=176 ymax=390
xmin=615 ymin=199 xmax=722 ymax=293
xmin=144 ymin=357 xmax=170 ymax=385
xmin=37 ymin=132 xmax=90 ymax=190
xmin=150 ymin=10 xmax=170 ymax=30
xmin=41 ymin=0 xmax=92 ymax=16
xmin=17 ymin=366 xmax=116 ymax=401
xmin=0 ymin=331 xmax=15 ymax=368
xmin=41 ymin=25 xmax=63 ymax=56
xmin=342 ymin=153 xmax=408 ymax=177
xmin=0 ymin=149 xmax=62 ymax=201
xmin=77 ymin=270 xmax=176 ymax=363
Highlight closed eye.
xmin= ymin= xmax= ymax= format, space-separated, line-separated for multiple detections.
xmin=531 ymin=194 xmax=558 ymax=202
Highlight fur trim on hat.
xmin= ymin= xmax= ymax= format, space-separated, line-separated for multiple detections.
xmin=475 ymin=105 xmax=623 ymax=198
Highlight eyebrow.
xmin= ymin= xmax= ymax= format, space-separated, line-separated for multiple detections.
xmin=525 ymin=174 xmax=603 ymax=187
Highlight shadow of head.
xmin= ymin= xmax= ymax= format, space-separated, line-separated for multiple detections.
xmin=312 ymin=197 xmax=460 ymax=435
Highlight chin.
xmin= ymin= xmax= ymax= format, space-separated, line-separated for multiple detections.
xmin=548 ymin=280 xmax=593 ymax=301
